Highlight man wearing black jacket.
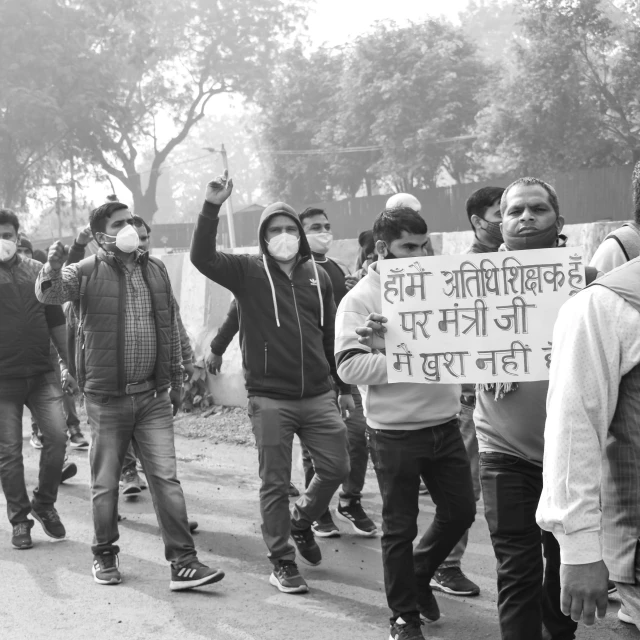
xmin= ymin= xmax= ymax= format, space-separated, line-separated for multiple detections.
xmin=191 ymin=172 xmax=350 ymax=594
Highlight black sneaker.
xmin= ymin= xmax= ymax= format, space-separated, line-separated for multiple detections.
xmin=335 ymin=500 xmax=377 ymax=537
xmin=92 ymin=551 xmax=122 ymax=585
xmin=290 ymin=522 xmax=322 ymax=566
xmin=69 ymin=431 xmax=89 ymax=450
xmin=120 ymin=469 xmax=142 ymax=496
xmin=312 ymin=510 xmax=340 ymax=538
xmin=31 ymin=502 xmax=65 ymax=539
xmin=170 ymin=560 xmax=225 ymax=591
xmin=288 ymin=482 xmax=300 ymax=497
xmin=416 ymin=576 xmax=440 ymax=622
xmin=431 ymin=566 xmax=480 ymax=596
xmin=189 ymin=520 xmax=198 ymax=533
xmin=269 ymin=560 xmax=309 ymax=594
xmin=60 ymin=462 xmax=77 ymax=484
xmin=12 ymin=520 xmax=34 ymax=550
xmin=389 ymin=616 xmax=425 ymax=640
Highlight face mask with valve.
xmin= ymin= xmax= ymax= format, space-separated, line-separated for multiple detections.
xmin=307 ymin=232 xmax=333 ymax=255
xmin=268 ymin=232 xmax=300 ymax=262
xmin=101 ymin=224 xmax=140 ymax=253
xmin=0 ymin=238 xmax=17 ymax=262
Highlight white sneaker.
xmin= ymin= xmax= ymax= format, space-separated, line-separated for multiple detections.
xmin=618 ymin=604 xmax=634 ymax=624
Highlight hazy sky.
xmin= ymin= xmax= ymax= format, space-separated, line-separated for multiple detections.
xmin=306 ymin=0 xmax=471 ymax=46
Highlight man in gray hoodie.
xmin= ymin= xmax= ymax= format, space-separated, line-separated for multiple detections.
xmin=191 ymin=173 xmax=350 ymax=594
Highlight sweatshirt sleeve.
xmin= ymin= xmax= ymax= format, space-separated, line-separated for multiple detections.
xmin=65 ymin=241 xmax=87 ymax=266
xmin=334 ymin=289 xmax=388 ymax=386
xmin=318 ymin=270 xmax=350 ymax=395
xmin=210 ymin=299 xmax=240 ymax=356
xmin=190 ymin=201 xmax=250 ymax=293
xmin=536 ymin=287 xmax=640 ymax=564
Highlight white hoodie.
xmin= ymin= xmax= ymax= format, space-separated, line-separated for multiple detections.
xmin=335 ymin=262 xmax=460 ymax=431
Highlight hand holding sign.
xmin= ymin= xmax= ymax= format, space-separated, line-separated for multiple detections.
xmin=356 ymin=313 xmax=387 ymax=351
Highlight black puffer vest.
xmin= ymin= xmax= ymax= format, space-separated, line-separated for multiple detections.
xmin=75 ymin=251 xmax=173 ymax=396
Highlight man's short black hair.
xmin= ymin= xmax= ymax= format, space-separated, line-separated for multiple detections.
xmin=89 ymin=202 xmax=129 ymax=235
xmin=0 ymin=209 xmax=20 ymax=234
xmin=633 ymin=162 xmax=640 ymax=223
xmin=466 ymin=187 xmax=505 ymax=229
xmin=373 ymin=207 xmax=428 ymax=245
xmin=299 ymin=207 xmax=328 ymax=225
xmin=133 ymin=215 xmax=151 ymax=233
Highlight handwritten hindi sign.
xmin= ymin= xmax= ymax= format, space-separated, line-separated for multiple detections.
xmin=379 ymin=247 xmax=585 ymax=384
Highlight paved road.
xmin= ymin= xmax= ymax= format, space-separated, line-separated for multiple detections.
xmin=0 ymin=418 xmax=637 ymax=640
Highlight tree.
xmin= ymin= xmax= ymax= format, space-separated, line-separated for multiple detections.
xmin=256 ymin=45 xmax=346 ymax=207
xmin=0 ymin=0 xmax=96 ymax=208
xmin=158 ymin=107 xmax=267 ymax=222
xmin=475 ymin=0 xmax=640 ymax=176
xmin=69 ymin=0 xmax=304 ymax=220
xmin=326 ymin=20 xmax=490 ymax=191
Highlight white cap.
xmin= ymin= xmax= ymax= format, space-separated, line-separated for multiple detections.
xmin=386 ymin=193 xmax=421 ymax=212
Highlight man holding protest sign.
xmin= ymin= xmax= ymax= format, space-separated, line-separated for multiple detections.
xmin=335 ymin=206 xmax=476 ymax=640
xmin=472 ymin=178 xmax=581 ymax=640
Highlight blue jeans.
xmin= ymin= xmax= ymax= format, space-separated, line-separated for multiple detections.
xmin=367 ymin=420 xmax=476 ymax=621
xmin=480 ymin=452 xmax=577 ymax=640
xmin=0 ymin=372 xmax=68 ymax=524
xmin=85 ymin=389 xmax=196 ymax=567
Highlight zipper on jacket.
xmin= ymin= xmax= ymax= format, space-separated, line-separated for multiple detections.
xmin=290 ymin=279 xmax=305 ymax=398
xmin=264 ymin=341 xmax=268 ymax=376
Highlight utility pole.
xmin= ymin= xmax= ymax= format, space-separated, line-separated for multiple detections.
xmin=204 ymin=144 xmax=237 ymax=248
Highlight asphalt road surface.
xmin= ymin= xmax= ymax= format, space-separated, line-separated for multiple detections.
xmin=1 ymin=416 xmax=638 ymax=640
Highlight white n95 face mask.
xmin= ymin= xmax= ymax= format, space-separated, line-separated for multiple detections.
xmin=307 ymin=232 xmax=333 ymax=254
xmin=268 ymin=232 xmax=299 ymax=262
xmin=0 ymin=238 xmax=17 ymax=262
xmin=102 ymin=224 xmax=140 ymax=253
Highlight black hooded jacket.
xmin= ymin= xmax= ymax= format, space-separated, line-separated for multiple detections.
xmin=191 ymin=200 xmax=348 ymax=400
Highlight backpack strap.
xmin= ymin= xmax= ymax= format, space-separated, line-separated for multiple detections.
xmin=606 ymin=222 xmax=640 ymax=262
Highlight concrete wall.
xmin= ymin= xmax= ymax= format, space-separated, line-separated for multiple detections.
xmin=167 ymin=220 xmax=627 ymax=407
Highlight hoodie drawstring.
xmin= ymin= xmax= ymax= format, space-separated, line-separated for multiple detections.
xmin=263 ymin=258 xmax=281 ymax=328
xmin=310 ymin=256 xmax=324 ymax=327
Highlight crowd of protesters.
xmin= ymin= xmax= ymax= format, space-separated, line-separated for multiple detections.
xmin=2 ymin=164 xmax=640 ymax=640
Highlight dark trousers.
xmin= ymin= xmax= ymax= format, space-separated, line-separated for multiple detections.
xmin=367 ymin=420 xmax=476 ymax=621
xmin=302 ymin=386 xmax=368 ymax=501
xmin=248 ymin=391 xmax=350 ymax=565
xmin=480 ymin=452 xmax=577 ymax=640
xmin=0 ymin=372 xmax=67 ymax=524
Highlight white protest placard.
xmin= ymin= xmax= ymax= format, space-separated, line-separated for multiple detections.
xmin=379 ymin=247 xmax=585 ymax=384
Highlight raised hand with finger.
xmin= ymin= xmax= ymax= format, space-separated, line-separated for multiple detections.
xmin=205 ymin=170 xmax=234 ymax=205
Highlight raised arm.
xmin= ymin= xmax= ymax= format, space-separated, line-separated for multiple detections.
xmin=190 ymin=172 xmax=250 ymax=292
xmin=35 ymin=241 xmax=82 ymax=304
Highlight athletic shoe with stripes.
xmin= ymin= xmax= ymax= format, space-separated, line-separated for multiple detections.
xmin=169 ymin=560 xmax=225 ymax=591
xmin=92 ymin=551 xmax=122 ymax=585
xmin=269 ymin=560 xmax=308 ymax=594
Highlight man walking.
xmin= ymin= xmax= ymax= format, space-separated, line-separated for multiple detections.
xmin=431 ymin=186 xmax=505 ymax=599
xmin=191 ymin=172 xmax=350 ymax=594
xmin=0 ymin=209 xmax=69 ymax=550
xmin=36 ymin=201 xmax=223 ymax=591
xmin=336 ymin=206 xmax=476 ymax=640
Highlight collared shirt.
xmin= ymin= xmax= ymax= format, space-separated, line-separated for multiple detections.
xmin=536 ymin=286 xmax=640 ymax=565
xmin=36 ymin=252 xmax=183 ymax=389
